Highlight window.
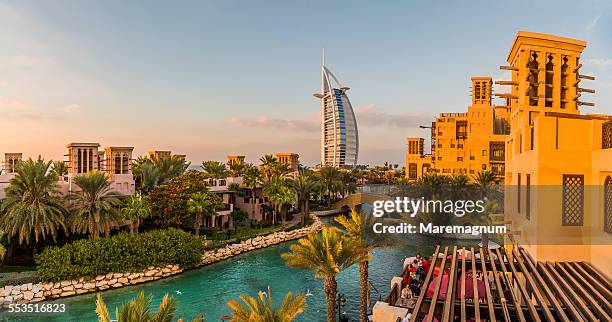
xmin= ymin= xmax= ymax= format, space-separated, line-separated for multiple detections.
xmin=604 ymin=176 xmax=611 ymax=234
xmin=457 ymin=157 xmax=463 ymax=162
xmin=526 ymin=174 xmax=531 ymax=220
xmin=517 ymin=174 xmax=521 ymax=214
xmin=562 ymin=174 xmax=584 ymax=226
xmin=482 ymin=150 xmax=487 ymax=156
xmin=482 ymin=164 xmax=486 ymax=170
xmin=408 ymin=163 xmax=417 ymax=179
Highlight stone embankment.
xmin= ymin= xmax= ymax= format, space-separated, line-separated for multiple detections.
xmin=0 ymin=215 xmax=323 ymax=306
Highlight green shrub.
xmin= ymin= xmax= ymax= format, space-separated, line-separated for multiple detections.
xmin=0 ymin=271 xmax=40 ymax=288
xmin=35 ymin=228 xmax=203 ymax=282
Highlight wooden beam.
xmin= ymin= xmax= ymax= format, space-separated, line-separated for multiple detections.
xmin=470 ymin=247 xmax=481 ymax=322
xmin=577 ymin=101 xmax=595 ymax=107
xmin=427 ymin=247 xmax=449 ymax=322
xmin=570 ymin=262 xmax=611 ymax=301
xmin=502 ymin=248 xmax=541 ymax=321
xmin=538 ymin=262 xmax=585 ymax=322
xmin=578 ymin=74 xmax=595 ymax=80
xmin=410 ymin=246 xmax=441 ymax=322
xmin=512 ymin=247 xmax=555 ymax=321
xmin=495 ymin=93 xmax=518 ymax=99
xmin=494 ymin=248 xmax=526 ymax=322
xmin=442 ymin=246 xmax=458 ymax=321
xmin=580 ymin=262 xmax=612 ymax=288
xmin=460 ymin=248 xmax=467 ymax=322
xmin=518 ymin=248 xmax=569 ymax=321
xmin=480 ymin=248 xmax=497 ymax=321
xmin=487 ymin=248 xmax=512 ymax=321
xmin=554 ymin=262 xmax=610 ymax=321
xmin=562 ymin=262 xmax=611 ymax=313
xmin=495 ymin=80 xmax=518 ymax=85
xmin=578 ymin=88 xmax=595 ymax=93
xmin=500 ymin=66 xmax=519 ymax=71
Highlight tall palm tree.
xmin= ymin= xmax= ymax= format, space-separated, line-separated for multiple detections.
xmin=0 ymin=158 xmax=67 ymax=245
xmin=449 ymin=174 xmax=470 ymax=200
xmin=150 ymin=154 xmax=190 ymax=184
xmin=227 ymin=287 xmax=306 ymax=322
xmin=68 ymin=171 xmax=122 ymax=238
xmin=51 ymin=160 xmax=68 ymax=180
xmin=317 ymin=167 xmax=341 ymax=207
xmin=187 ymin=193 xmax=215 ymax=235
xmin=201 ymin=161 xmax=228 ymax=179
xmin=243 ymin=165 xmax=262 ymax=220
xmin=120 ymin=195 xmax=151 ymax=236
xmin=140 ymin=162 xmax=161 ymax=194
xmin=228 ymin=160 xmax=247 ymax=177
xmin=472 ymin=169 xmax=499 ymax=197
xmin=259 ymin=155 xmax=278 ymax=181
xmin=282 ymin=227 xmax=370 ymax=322
xmin=269 ymin=184 xmax=296 ymax=224
xmin=263 ymin=176 xmax=290 ymax=224
xmin=336 ymin=210 xmax=383 ymax=322
xmin=291 ymin=170 xmax=318 ymax=225
xmin=96 ymin=291 xmax=189 ymax=322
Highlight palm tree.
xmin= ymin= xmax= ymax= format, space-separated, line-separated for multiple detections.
xmin=0 ymin=158 xmax=67 ymax=245
xmin=187 ymin=193 xmax=214 ymax=235
xmin=282 ymin=227 xmax=370 ymax=322
xmin=291 ymin=170 xmax=318 ymax=225
xmin=243 ymin=165 xmax=262 ymax=220
xmin=259 ymin=155 xmax=278 ymax=180
xmin=472 ymin=169 xmax=499 ymax=197
xmin=51 ymin=160 xmax=68 ymax=180
xmin=269 ymin=184 xmax=296 ymax=224
xmin=96 ymin=291 xmax=187 ymax=322
xmin=263 ymin=176 xmax=291 ymax=224
xmin=449 ymin=174 xmax=470 ymax=200
xmin=228 ymin=160 xmax=247 ymax=177
xmin=68 ymin=171 xmax=122 ymax=238
xmin=150 ymin=154 xmax=190 ymax=184
xmin=317 ymin=167 xmax=341 ymax=207
xmin=227 ymin=287 xmax=306 ymax=322
xmin=140 ymin=162 xmax=161 ymax=194
xmin=335 ymin=210 xmax=383 ymax=322
xmin=201 ymin=161 xmax=228 ymax=179
xmin=120 ymin=195 xmax=151 ymax=235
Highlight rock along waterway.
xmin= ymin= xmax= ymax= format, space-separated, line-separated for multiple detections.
xmin=5 ymin=220 xmax=438 ymax=321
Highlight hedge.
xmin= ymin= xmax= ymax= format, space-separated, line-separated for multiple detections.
xmin=0 ymin=271 xmax=40 ymax=288
xmin=35 ymin=228 xmax=203 ymax=282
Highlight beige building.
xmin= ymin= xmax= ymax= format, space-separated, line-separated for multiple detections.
xmin=275 ymin=152 xmax=299 ymax=174
xmin=0 ymin=153 xmax=23 ymax=199
xmin=405 ymin=138 xmax=432 ymax=180
xmin=227 ymin=155 xmax=245 ymax=165
xmin=500 ymin=31 xmax=611 ymax=274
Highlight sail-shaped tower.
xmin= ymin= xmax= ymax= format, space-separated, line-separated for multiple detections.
xmin=313 ymin=51 xmax=359 ymax=167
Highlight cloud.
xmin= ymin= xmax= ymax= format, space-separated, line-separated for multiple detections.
xmin=354 ymin=105 xmax=432 ymax=128
xmin=0 ymin=96 xmax=27 ymax=110
xmin=61 ymin=103 xmax=81 ymax=113
xmin=225 ymin=116 xmax=319 ymax=132
xmin=583 ymin=58 xmax=612 ymax=68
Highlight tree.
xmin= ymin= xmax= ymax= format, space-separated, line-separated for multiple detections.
xmin=291 ymin=169 xmax=318 ymax=225
xmin=228 ymin=160 xmax=247 ymax=177
xmin=227 ymin=287 xmax=306 ymax=322
xmin=317 ymin=167 xmax=341 ymax=207
xmin=336 ymin=210 xmax=384 ymax=322
xmin=259 ymin=155 xmax=278 ymax=181
xmin=0 ymin=158 xmax=67 ymax=245
xmin=120 ymin=195 xmax=152 ymax=236
xmin=263 ymin=176 xmax=295 ymax=224
xmin=140 ymin=163 xmax=161 ymax=194
xmin=201 ymin=161 xmax=228 ymax=179
xmin=242 ymin=165 xmax=262 ymax=220
xmin=68 ymin=171 xmax=122 ymax=238
xmin=187 ymin=192 xmax=223 ymax=235
xmin=51 ymin=160 xmax=68 ymax=179
xmin=96 ymin=291 xmax=205 ymax=322
xmin=472 ymin=169 xmax=499 ymax=196
xmin=282 ymin=228 xmax=370 ymax=322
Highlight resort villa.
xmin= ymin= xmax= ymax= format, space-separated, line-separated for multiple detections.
xmin=405 ymin=77 xmax=511 ymax=182
xmin=382 ymin=31 xmax=612 ymax=322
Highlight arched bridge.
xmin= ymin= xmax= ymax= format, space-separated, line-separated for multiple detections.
xmin=333 ymin=192 xmax=392 ymax=212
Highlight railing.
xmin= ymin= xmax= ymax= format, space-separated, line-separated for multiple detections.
xmin=385 ymin=283 xmax=399 ymax=305
xmin=603 ymin=121 xmax=612 ymax=149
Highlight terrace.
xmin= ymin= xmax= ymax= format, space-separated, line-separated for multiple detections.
xmin=374 ymin=245 xmax=611 ymax=321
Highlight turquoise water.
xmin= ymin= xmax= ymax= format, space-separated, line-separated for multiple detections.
xmin=3 ymin=237 xmax=435 ymax=322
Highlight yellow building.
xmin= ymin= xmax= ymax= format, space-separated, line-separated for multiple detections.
xmin=405 ymin=138 xmax=432 ymax=180
xmin=501 ymin=31 xmax=611 ymax=275
xmin=227 ymin=155 xmax=245 ymax=165
xmin=405 ymin=77 xmax=510 ymax=180
xmin=274 ymin=152 xmax=299 ymax=173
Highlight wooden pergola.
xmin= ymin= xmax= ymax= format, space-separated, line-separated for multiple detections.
xmin=408 ymin=245 xmax=611 ymax=322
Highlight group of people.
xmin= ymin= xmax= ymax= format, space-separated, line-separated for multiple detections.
xmin=400 ymin=252 xmax=431 ymax=300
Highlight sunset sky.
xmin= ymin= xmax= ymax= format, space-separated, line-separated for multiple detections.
xmin=1 ymin=1 xmax=611 ymax=166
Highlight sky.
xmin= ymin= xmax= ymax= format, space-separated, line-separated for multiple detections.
xmin=0 ymin=0 xmax=611 ymax=166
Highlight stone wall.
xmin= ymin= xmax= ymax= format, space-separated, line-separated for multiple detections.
xmin=0 ymin=215 xmax=323 ymax=306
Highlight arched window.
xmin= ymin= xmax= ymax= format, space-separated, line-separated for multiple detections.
xmin=122 ymin=153 xmax=129 ymax=174
xmin=115 ymin=153 xmax=121 ymax=174
xmin=528 ymin=52 xmax=539 ymax=106
xmin=408 ymin=163 xmax=417 ymax=179
xmin=605 ymin=176 xmax=612 ymax=234
xmin=475 ymin=83 xmax=481 ymax=100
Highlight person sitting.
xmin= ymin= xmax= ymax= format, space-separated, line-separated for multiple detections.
xmin=401 ymin=286 xmax=412 ymax=299
xmin=412 ymin=259 xmax=419 ymax=270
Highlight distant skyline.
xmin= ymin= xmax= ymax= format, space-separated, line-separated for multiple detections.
xmin=1 ymin=1 xmax=611 ymax=166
